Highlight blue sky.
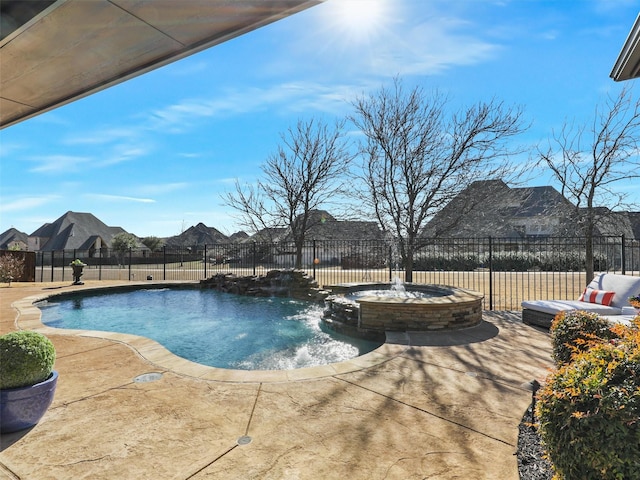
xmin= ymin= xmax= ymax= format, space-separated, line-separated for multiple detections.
xmin=1 ymin=0 xmax=638 ymax=238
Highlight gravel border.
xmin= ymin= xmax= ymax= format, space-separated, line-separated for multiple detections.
xmin=517 ymin=404 xmax=553 ymax=480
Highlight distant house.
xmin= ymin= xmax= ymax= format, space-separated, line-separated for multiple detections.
xmin=422 ymin=180 xmax=580 ymax=238
xmin=422 ymin=180 xmax=640 ymax=240
xmin=252 ymin=210 xmax=385 ymax=267
xmin=228 ymin=231 xmax=250 ymax=243
xmin=0 ymin=228 xmax=29 ymax=250
xmin=28 ymin=211 xmax=137 ymax=253
xmin=165 ymin=222 xmax=229 ymax=247
xmin=588 ymin=209 xmax=640 ymax=240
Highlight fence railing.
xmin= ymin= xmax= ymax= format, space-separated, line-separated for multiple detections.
xmin=29 ymin=235 xmax=640 ymax=311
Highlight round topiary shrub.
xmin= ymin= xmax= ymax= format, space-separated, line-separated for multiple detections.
xmin=0 ymin=331 xmax=56 ymax=389
xmin=550 ymin=310 xmax=618 ymax=366
xmin=536 ymin=330 xmax=640 ymax=480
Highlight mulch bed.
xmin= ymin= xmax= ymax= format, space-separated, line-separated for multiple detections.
xmin=517 ymin=404 xmax=553 ymax=480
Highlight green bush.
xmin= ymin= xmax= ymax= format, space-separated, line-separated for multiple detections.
xmin=550 ymin=310 xmax=618 ymax=366
xmin=536 ymin=331 xmax=640 ymax=480
xmin=0 ymin=331 xmax=56 ymax=389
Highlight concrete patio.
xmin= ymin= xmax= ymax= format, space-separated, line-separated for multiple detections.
xmin=0 ymin=282 xmax=553 ymax=479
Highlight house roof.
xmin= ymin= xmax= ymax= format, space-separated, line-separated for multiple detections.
xmin=421 ymin=180 xmax=576 ymax=238
xmin=422 ymin=180 xmax=640 ymax=239
xmin=592 ymin=210 xmax=640 ymax=238
xmin=165 ymin=223 xmax=229 ymax=247
xmin=0 ymin=0 xmax=323 ymax=128
xmin=243 ymin=210 xmax=384 ymax=243
xmin=304 ymin=218 xmax=384 ymax=241
xmin=30 ymin=211 xmax=127 ymax=251
xmin=288 ymin=209 xmax=384 ymax=241
xmin=0 ymin=227 xmax=28 ymax=249
xmin=246 ymin=227 xmax=289 ymax=243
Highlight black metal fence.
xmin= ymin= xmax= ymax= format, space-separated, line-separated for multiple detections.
xmin=31 ymin=236 xmax=640 ymax=311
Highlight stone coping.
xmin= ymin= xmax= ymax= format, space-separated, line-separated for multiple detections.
xmin=11 ymin=282 xmax=404 ymax=384
xmin=330 ymin=282 xmax=484 ymax=305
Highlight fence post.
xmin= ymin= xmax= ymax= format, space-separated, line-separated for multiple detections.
xmin=488 ymin=236 xmax=494 ymax=311
xmin=204 ymin=245 xmax=207 ymax=279
xmin=312 ymin=239 xmax=317 ymax=278
xmin=621 ymin=235 xmax=626 ymax=275
xmin=39 ymin=251 xmax=44 ymax=282
xmin=99 ymin=247 xmax=103 ymax=280
xmin=163 ymin=246 xmax=166 ymax=281
xmin=388 ymin=245 xmax=393 ymax=282
xmin=62 ymin=250 xmax=66 ymax=282
xmin=253 ymin=242 xmax=257 ymax=276
xmin=128 ymin=247 xmax=132 ymax=281
xmin=50 ymin=251 xmax=54 ymax=282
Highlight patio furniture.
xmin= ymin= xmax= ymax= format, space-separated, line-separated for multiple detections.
xmin=521 ymin=273 xmax=640 ymax=329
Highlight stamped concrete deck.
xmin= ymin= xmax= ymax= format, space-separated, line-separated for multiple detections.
xmin=0 ymin=282 xmax=553 ymax=480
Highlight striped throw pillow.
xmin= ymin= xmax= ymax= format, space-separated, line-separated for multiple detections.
xmin=579 ymin=288 xmax=615 ymax=306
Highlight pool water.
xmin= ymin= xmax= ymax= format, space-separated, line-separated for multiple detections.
xmin=39 ymin=288 xmax=382 ymax=370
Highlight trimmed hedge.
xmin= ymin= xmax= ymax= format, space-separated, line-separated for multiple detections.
xmin=550 ymin=310 xmax=619 ymax=366
xmin=537 ymin=318 xmax=640 ymax=479
xmin=0 ymin=331 xmax=56 ymax=389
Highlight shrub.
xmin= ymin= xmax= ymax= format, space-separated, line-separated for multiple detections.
xmin=536 ymin=331 xmax=640 ymax=480
xmin=0 ymin=254 xmax=25 ymax=284
xmin=0 ymin=331 xmax=56 ymax=389
xmin=550 ymin=310 xmax=618 ymax=366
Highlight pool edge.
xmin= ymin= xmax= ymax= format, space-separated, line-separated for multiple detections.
xmin=12 ymin=282 xmax=406 ymax=383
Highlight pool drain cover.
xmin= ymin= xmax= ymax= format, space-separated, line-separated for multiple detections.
xmin=237 ymin=436 xmax=252 ymax=445
xmin=134 ymin=372 xmax=163 ymax=383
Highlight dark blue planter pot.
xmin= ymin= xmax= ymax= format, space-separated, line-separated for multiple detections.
xmin=0 ymin=371 xmax=58 ymax=433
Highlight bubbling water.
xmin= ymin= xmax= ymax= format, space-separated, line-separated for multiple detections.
xmin=345 ymin=277 xmax=436 ymax=299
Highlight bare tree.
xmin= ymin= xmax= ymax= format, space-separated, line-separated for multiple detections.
xmin=350 ymin=78 xmax=527 ymax=281
xmin=538 ymin=86 xmax=640 ymax=282
xmin=223 ymin=118 xmax=352 ymax=268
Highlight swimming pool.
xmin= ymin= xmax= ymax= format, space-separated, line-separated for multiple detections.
xmin=38 ymin=288 xmax=382 ymax=370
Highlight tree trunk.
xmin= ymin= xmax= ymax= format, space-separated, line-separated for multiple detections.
xmin=585 ymin=235 xmax=594 ymax=285
xmin=405 ymin=243 xmax=414 ymax=283
xmin=294 ymin=239 xmax=304 ymax=269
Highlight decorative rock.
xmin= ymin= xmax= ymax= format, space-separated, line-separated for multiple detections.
xmin=200 ymin=269 xmax=328 ymax=303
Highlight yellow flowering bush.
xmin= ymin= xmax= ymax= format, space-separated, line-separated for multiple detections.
xmin=550 ymin=310 xmax=619 ymax=366
xmin=537 ymin=317 xmax=640 ymax=479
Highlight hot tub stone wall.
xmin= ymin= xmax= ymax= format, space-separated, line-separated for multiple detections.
xmin=323 ymin=284 xmax=483 ymax=335
xmin=358 ymin=299 xmax=482 ymax=331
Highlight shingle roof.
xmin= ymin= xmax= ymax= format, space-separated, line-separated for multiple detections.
xmin=0 ymin=228 xmax=28 ymax=249
xmin=421 ymin=180 xmax=577 ymax=238
xmin=244 ymin=210 xmax=384 ymax=243
xmin=29 ymin=211 xmax=130 ymax=251
xmin=165 ymin=223 xmax=229 ymax=247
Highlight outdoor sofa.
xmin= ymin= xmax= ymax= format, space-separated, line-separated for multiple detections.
xmin=522 ymin=273 xmax=640 ymax=329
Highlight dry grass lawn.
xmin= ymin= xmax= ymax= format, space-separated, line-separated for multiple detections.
xmin=30 ymin=264 xmax=596 ymax=311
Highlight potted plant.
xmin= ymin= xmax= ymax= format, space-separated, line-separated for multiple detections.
xmin=0 ymin=331 xmax=58 ymax=433
xmin=69 ymin=258 xmax=86 ymax=285
xmin=629 ymin=294 xmax=640 ymax=311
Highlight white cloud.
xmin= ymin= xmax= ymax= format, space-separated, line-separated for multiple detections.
xmin=85 ymin=194 xmax=155 ymax=203
xmin=63 ymin=126 xmax=139 ymax=146
xmin=99 ymin=145 xmax=150 ymax=166
xmin=0 ymin=195 xmax=60 ymax=213
xmin=363 ymin=18 xmax=501 ymax=77
xmin=136 ymin=183 xmax=190 ymax=196
xmin=28 ymin=154 xmax=92 ymax=173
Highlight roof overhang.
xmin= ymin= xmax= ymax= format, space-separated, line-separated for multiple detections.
xmin=0 ymin=0 xmax=323 ymax=129
xmin=611 ymin=13 xmax=640 ymax=81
